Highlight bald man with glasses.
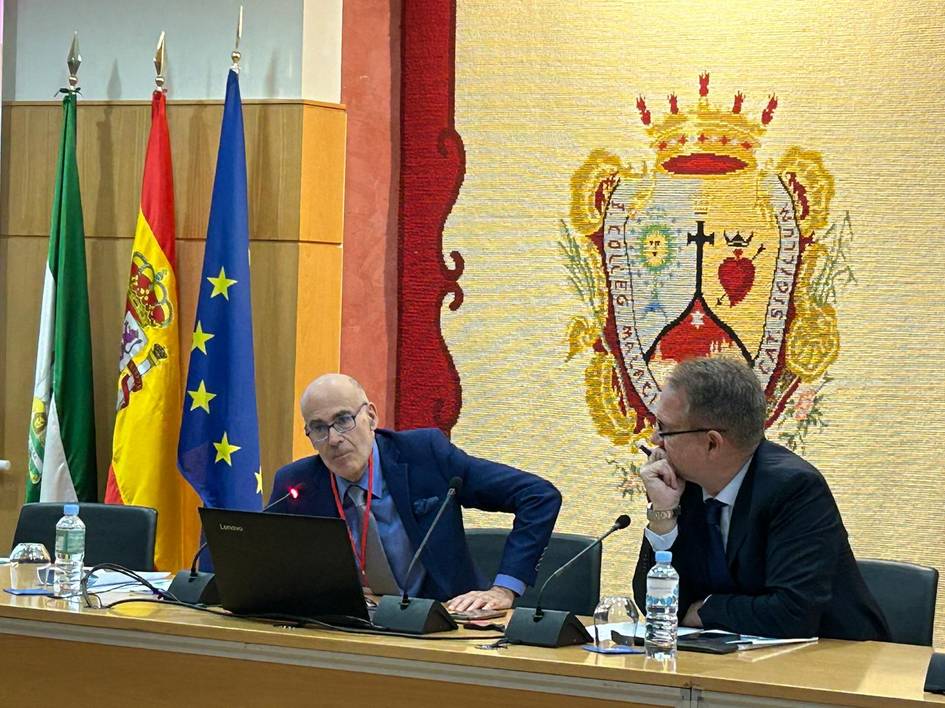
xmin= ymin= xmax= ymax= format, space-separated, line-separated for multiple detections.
xmin=631 ymin=357 xmax=888 ymax=641
xmin=269 ymin=374 xmax=561 ymax=612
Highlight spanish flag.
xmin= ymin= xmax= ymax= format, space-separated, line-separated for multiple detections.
xmin=105 ymin=90 xmax=200 ymax=571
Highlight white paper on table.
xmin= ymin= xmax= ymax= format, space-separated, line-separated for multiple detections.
xmin=585 ymin=620 xmax=703 ymax=639
xmin=696 ymin=629 xmax=819 ymax=648
xmin=87 ymin=570 xmax=171 ymax=590
xmin=129 ymin=578 xmax=172 ymax=594
xmin=731 ymin=635 xmax=818 ymax=650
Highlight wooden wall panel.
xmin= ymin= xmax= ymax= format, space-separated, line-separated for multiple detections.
xmin=0 ymin=99 xmax=346 ymax=549
xmin=80 ymin=107 xmax=150 ymax=238
xmin=300 ymin=104 xmax=347 ymax=244
xmin=292 ymin=242 xmax=344 ymax=460
xmin=1 ymin=101 xmax=329 ymax=240
xmin=0 ymin=106 xmax=62 ymax=236
xmin=0 ymin=237 xmax=47 ymax=548
xmin=242 ymin=105 xmax=303 ymax=241
xmin=244 ymin=241 xmax=301 ymax=488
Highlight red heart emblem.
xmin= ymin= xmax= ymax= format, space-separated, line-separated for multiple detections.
xmin=718 ymin=250 xmax=755 ymax=306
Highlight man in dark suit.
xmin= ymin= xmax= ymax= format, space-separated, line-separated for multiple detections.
xmin=632 ymin=357 xmax=888 ymax=640
xmin=270 ymin=373 xmax=561 ymax=612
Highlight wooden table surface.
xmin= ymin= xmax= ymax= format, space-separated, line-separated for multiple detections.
xmin=0 ymin=566 xmax=941 ymax=707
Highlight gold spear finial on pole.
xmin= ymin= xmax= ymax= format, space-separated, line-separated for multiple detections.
xmin=231 ymin=5 xmax=243 ymax=71
xmin=66 ymin=32 xmax=81 ymax=92
xmin=154 ymin=31 xmax=167 ymax=91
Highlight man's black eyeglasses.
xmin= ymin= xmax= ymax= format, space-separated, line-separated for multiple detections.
xmin=655 ymin=427 xmax=726 ymax=439
xmin=305 ymin=402 xmax=368 ymax=442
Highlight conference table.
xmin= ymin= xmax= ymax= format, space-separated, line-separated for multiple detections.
xmin=0 ymin=567 xmax=941 ymax=708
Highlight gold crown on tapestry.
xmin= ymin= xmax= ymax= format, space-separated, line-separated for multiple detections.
xmin=635 ymin=72 xmax=777 ymax=175
xmin=128 ymin=251 xmax=173 ymax=328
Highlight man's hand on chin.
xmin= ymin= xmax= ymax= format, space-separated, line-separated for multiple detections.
xmin=682 ymin=600 xmax=705 ymax=628
xmin=447 ymin=586 xmax=515 ymax=612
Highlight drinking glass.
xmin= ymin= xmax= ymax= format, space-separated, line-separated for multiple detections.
xmin=9 ymin=543 xmax=52 ymax=590
xmin=592 ymin=595 xmax=640 ymax=649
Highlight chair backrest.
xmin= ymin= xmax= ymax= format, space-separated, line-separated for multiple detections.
xmin=466 ymin=527 xmax=601 ymax=615
xmin=11 ymin=502 xmax=158 ymax=570
xmin=857 ymin=558 xmax=938 ymax=646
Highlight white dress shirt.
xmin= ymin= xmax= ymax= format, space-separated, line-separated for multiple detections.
xmin=644 ymin=455 xmax=753 ymax=552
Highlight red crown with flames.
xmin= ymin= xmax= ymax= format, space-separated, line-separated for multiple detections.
xmin=635 ymin=73 xmax=777 ymax=176
xmin=128 ymin=251 xmax=173 ymax=328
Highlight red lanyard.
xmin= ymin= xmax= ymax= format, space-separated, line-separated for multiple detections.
xmin=328 ymin=454 xmax=374 ymax=575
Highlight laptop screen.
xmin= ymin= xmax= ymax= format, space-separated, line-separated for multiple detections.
xmin=198 ymin=508 xmax=370 ymax=623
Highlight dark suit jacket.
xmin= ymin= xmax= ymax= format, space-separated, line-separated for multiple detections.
xmin=632 ymin=440 xmax=889 ymax=640
xmin=269 ymin=428 xmax=562 ymax=601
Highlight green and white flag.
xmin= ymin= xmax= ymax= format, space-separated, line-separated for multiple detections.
xmin=26 ymin=91 xmax=97 ymax=503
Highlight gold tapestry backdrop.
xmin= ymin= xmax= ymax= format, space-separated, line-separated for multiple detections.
xmin=443 ymin=0 xmax=945 ymax=646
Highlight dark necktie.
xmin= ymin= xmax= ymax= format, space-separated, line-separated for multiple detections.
xmin=704 ymin=498 xmax=735 ymax=593
xmin=347 ymin=485 xmax=400 ymax=594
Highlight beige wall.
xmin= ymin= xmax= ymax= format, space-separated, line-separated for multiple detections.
xmin=0 ymin=99 xmax=345 ymax=550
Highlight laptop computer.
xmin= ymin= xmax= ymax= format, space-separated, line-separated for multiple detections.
xmin=198 ymin=507 xmax=371 ymax=624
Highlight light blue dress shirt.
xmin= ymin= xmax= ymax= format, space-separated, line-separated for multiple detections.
xmin=334 ymin=442 xmax=525 ymax=598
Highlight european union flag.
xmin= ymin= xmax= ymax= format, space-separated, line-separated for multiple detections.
xmin=178 ymin=70 xmax=262 ymax=513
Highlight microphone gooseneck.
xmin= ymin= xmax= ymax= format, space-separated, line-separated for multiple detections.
xmin=189 ymin=543 xmax=207 ymax=576
xmin=533 ymin=514 xmax=631 ymax=619
xmin=399 ymin=476 xmax=464 ymax=605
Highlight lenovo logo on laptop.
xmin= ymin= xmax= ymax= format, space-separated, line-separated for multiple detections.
xmin=219 ymin=524 xmax=244 ymax=532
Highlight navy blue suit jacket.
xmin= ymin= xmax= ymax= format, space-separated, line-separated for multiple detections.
xmin=632 ymin=440 xmax=889 ymax=640
xmin=269 ymin=428 xmax=562 ymax=601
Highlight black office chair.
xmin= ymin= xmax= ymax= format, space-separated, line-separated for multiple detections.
xmin=466 ymin=528 xmax=601 ymax=615
xmin=857 ymin=558 xmax=939 ymax=646
xmin=11 ymin=502 xmax=158 ymax=570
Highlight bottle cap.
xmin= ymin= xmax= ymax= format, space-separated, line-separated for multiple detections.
xmin=63 ymin=503 xmax=79 ymax=516
xmin=654 ymin=550 xmax=672 ymax=564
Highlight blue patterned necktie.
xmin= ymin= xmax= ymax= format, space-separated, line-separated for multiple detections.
xmin=704 ymin=498 xmax=735 ymax=593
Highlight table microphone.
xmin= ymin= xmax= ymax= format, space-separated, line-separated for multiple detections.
xmin=373 ymin=477 xmax=463 ymax=634
xmin=504 ymin=514 xmax=632 ymax=648
xmin=167 ymin=483 xmax=305 ymax=605
xmin=264 ymin=483 xmax=307 ymax=511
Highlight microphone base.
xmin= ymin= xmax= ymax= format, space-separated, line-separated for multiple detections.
xmin=374 ymin=595 xmax=458 ymax=634
xmin=504 ymin=607 xmax=592 ymax=648
xmin=167 ymin=570 xmax=220 ymax=605
xmin=926 ymin=652 xmax=945 ymax=694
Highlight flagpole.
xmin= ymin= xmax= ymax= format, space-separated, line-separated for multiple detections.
xmin=66 ymin=31 xmax=80 ymax=94
xmin=231 ymin=5 xmax=243 ymax=72
xmin=154 ymin=31 xmax=166 ymax=92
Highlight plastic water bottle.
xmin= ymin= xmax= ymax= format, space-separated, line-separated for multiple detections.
xmin=54 ymin=504 xmax=85 ymax=597
xmin=645 ymin=550 xmax=679 ymax=659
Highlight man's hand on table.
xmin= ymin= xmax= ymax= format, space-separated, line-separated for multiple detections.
xmin=447 ymin=585 xmax=515 ymax=612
